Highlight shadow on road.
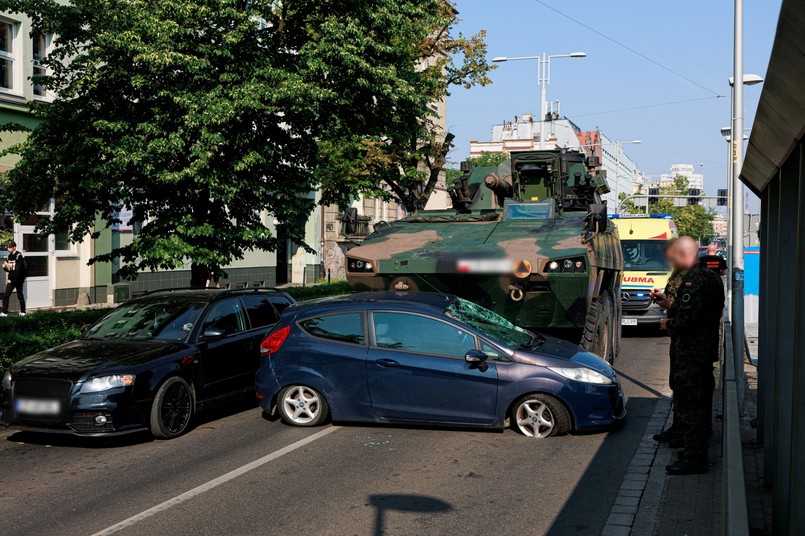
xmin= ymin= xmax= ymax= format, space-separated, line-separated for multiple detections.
xmin=368 ymin=494 xmax=452 ymax=536
xmin=545 ymin=395 xmax=664 ymax=535
xmin=4 ymin=396 xmax=260 ymax=449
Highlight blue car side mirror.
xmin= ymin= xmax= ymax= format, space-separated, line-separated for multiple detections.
xmin=465 ymin=349 xmax=488 ymax=364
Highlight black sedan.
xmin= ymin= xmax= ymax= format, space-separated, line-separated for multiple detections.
xmin=0 ymin=288 xmax=294 ymax=439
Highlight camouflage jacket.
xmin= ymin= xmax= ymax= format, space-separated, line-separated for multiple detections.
xmin=664 ymin=268 xmax=688 ymax=314
xmin=667 ymin=265 xmax=725 ymax=363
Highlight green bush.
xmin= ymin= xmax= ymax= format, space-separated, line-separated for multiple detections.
xmin=0 ymin=309 xmax=111 ymax=375
xmin=0 ymin=282 xmax=353 ymax=375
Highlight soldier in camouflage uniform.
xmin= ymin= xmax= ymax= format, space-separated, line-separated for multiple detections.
xmin=651 ymin=239 xmax=688 ymax=446
xmin=660 ymin=237 xmax=725 ymax=475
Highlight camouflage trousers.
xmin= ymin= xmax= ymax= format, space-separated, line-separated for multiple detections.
xmin=673 ymin=362 xmax=715 ymax=460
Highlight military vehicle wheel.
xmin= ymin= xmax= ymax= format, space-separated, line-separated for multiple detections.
xmin=581 ymin=292 xmax=616 ymax=363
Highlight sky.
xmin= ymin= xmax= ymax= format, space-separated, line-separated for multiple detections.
xmin=446 ymin=0 xmax=782 ymax=212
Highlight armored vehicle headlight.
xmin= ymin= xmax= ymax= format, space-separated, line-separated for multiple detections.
xmin=544 ymin=257 xmax=586 ymax=274
xmin=347 ymin=258 xmax=375 ymax=273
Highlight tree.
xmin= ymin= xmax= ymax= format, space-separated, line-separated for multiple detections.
xmin=0 ymin=0 xmax=482 ymax=277
xmin=621 ymin=175 xmax=714 ymax=241
xmin=468 ymin=152 xmax=508 ymax=168
xmin=318 ymin=4 xmax=495 ymax=213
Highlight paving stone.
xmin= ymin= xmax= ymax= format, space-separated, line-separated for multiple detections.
xmin=606 ymin=513 xmax=635 ymax=527
xmin=615 ymin=495 xmax=641 ymax=507
xmin=612 ymin=504 xmax=638 ymax=515
xmin=601 ymin=525 xmax=631 ymax=536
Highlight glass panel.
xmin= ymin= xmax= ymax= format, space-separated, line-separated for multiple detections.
xmin=372 ymin=312 xmax=475 ymax=357
xmin=447 ymin=298 xmax=534 ymax=348
xmin=84 ymin=299 xmax=205 ymax=342
xmin=22 ymin=233 xmax=48 ymax=252
xmin=300 ymin=313 xmax=364 ymax=345
xmin=0 ymin=58 xmax=11 ymax=90
xmin=24 ymin=256 xmax=48 ymax=277
xmin=241 ymin=295 xmax=279 ymax=329
xmin=268 ymin=295 xmax=294 ymax=313
xmin=201 ymin=298 xmax=246 ymax=336
xmin=481 ymin=341 xmax=503 ymax=360
xmin=0 ymin=22 xmax=12 ymax=54
xmin=621 ymin=240 xmax=670 ymax=271
xmin=54 ymin=231 xmax=70 ymax=251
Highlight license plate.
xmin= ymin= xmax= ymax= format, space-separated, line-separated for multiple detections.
xmin=15 ymin=398 xmax=61 ymax=416
xmin=621 ymin=318 xmax=638 ymax=326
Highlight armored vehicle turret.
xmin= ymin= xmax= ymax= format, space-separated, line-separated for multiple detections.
xmin=345 ymin=149 xmax=624 ymax=361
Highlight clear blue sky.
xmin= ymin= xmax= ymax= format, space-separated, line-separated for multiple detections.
xmin=446 ymin=0 xmax=782 ymax=211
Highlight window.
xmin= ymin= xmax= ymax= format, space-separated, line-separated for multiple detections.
xmin=85 ymin=299 xmax=204 ymax=342
xmin=480 ymin=341 xmax=504 ymax=361
xmin=268 ymin=295 xmax=294 ymax=314
xmin=55 ymin=231 xmax=70 ymax=251
xmin=372 ymin=312 xmax=476 ymax=358
xmin=241 ymin=295 xmax=280 ymax=329
xmin=202 ymin=299 xmax=246 ymax=336
xmin=0 ymin=21 xmax=15 ymax=90
xmin=32 ymin=33 xmax=47 ymax=97
xmin=300 ymin=313 xmax=364 ymax=345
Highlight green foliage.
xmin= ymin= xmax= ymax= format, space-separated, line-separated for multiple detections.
xmin=0 ymin=309 xmax=109 ymax=375
xmin=282 ymin=281 xmax=351 ymax=301
xmin=0 ymin=0 xmax=489 ymax=276
xmin=468 ymin=152 xmax=509 ymax=168
xmin=621 ymin=175 xmax=714 ymax=241
xmin=0 ymin=228 xmax=12 ymax=248
xmin=0 ymin=283 xmax=352 ymax=374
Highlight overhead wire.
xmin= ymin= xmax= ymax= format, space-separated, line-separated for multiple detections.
xmin=532 ymin=0 xmax=725 ymax=98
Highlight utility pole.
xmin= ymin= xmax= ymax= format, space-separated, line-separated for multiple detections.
xmin=731 ymin=0 xmax=745 ymax=397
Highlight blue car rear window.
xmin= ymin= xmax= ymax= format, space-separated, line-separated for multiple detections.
xmin=300 ymin=313 xmax=365 ymax=345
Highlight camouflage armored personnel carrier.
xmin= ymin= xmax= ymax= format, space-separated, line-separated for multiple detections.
xmin=345 ymin=149 xmax=624 ymax=362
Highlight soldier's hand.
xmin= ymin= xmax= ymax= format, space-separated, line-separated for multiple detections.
xmin=659 ymin=318 xmax=668 ymax=331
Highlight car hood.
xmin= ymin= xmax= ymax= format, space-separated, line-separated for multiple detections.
xmin=513 ymin=334 xmax=614 ymax=378
xmin=12 ymin=339 xmax=185 ymax=381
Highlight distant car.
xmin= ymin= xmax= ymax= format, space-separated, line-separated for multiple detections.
xmin=256 ymin=292 xmax=625 ymax=438
xmin=1 ymin=288 xmax=295 ymax=438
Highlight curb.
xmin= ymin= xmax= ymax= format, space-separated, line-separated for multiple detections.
xmin=601 ymin=396 xmax=673 ymax=536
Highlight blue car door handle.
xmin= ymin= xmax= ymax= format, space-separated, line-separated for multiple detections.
xmin=375 ymin=358 xmax=400 ymax=368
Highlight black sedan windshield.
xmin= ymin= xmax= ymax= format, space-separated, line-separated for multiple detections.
xmin=447 ymin=298 xmax=535 ymax=348
xmin=85 ymin=300 xmax=205 ymax=342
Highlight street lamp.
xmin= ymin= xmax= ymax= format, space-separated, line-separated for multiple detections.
xmin=493 ymin=52 xmax=587 ymax=149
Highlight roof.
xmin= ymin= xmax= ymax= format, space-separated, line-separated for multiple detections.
xmin=135 ymin=287 xmax=291 ymax=302
xmin=741 ymin=0 xmax=805 ymax=194
xmin=285 ymin=291 xmax=457 ymax=315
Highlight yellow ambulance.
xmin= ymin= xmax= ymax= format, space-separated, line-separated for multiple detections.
xmin=612 ymin=214 xmax=679 ymax=327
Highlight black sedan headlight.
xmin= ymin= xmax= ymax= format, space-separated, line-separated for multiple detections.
xmin=543 ymin=257 xmax=586 ymax=273
xmin=2 ymin=370 xmax=10 ymax=390
xmin=347 ymin=258 xmax=375 ymax=273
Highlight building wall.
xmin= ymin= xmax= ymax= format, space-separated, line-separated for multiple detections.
xmin=659 ymin=163 xmax=704 ymax=190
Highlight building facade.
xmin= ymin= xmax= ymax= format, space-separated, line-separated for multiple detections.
xmin=659 ymin=163 xmax=704 ymax=190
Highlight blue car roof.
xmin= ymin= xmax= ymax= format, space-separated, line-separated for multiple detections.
xmin=284 ymin=291 xmax=457 ymax=316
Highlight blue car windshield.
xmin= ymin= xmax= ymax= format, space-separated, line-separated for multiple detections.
xmin=84 ymin=300 xmax=205 ymax=342
xmin=446 ymin=298 xmax=536 ymax=348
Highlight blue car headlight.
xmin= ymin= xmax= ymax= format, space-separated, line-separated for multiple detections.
xmin=548 ymin=367 xmax=612 ymax=385
xmin=80 ymin=374 xmax=136 ymax=394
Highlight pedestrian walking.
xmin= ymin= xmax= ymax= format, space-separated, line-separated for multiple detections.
xmin=1 ymin=241 xmax=28 ymax=317
xmin=207 ymin=262 xmax=223 ymax=289
xmin=699 ymin=243 xmax=727 ymax=275
xmin=659 ymin=236 xmax=725 ymax=475
xmin=189 ymin=263 xmax=209 ymax=289
xmin=650 ymin=238 xmax=687 ymax=447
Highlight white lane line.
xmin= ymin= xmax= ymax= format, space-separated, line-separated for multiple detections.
xmin=91 ymin=426 xmax=338 ymax=536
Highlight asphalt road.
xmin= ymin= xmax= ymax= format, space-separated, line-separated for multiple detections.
xmin=0 ymin=331 xmax=671 ymax=536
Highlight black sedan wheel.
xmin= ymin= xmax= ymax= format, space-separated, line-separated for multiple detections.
xmin=150 ymin=377 xmax=194 ymax=439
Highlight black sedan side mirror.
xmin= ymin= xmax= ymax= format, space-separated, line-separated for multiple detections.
xmin=465 ymin=349 xmax=488 ymax=364
xmin=202 ymin=328 xmax=227 ymax=340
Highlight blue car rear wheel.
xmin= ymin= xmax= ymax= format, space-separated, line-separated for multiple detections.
xmin=278 ymin=385 xmax=329 ymax=427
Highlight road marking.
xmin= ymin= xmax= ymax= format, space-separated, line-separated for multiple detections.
xmin=91 ymin=426 xmax=338 ymax=536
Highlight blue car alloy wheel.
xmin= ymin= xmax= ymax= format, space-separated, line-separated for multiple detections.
xmin=277 ymin=385 xmax=329 ymax=427
xmin=511 ymin=393 xmax=571 ymax=438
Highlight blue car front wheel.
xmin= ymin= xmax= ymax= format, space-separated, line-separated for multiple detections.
xmin=278 ymin=385 xmax=329 ymax=427
xmin=512 ymin=394 xmax=571 ymax=438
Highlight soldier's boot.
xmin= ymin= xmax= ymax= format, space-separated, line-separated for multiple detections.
xmin=665 ymin=452 xmax=709 ymax=475
xmin=653 ymin=427 xmax=683 ymax=443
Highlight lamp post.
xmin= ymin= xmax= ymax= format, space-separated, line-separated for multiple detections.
xmin=493 ymin=52 xmax=587 ymax=149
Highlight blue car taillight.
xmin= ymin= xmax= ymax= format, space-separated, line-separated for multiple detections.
xmin=260 ymin=325 xmax=290 ymax=356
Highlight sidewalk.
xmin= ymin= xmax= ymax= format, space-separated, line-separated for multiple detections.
xmin=603 ymin=324 xmax=773 ymax=536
